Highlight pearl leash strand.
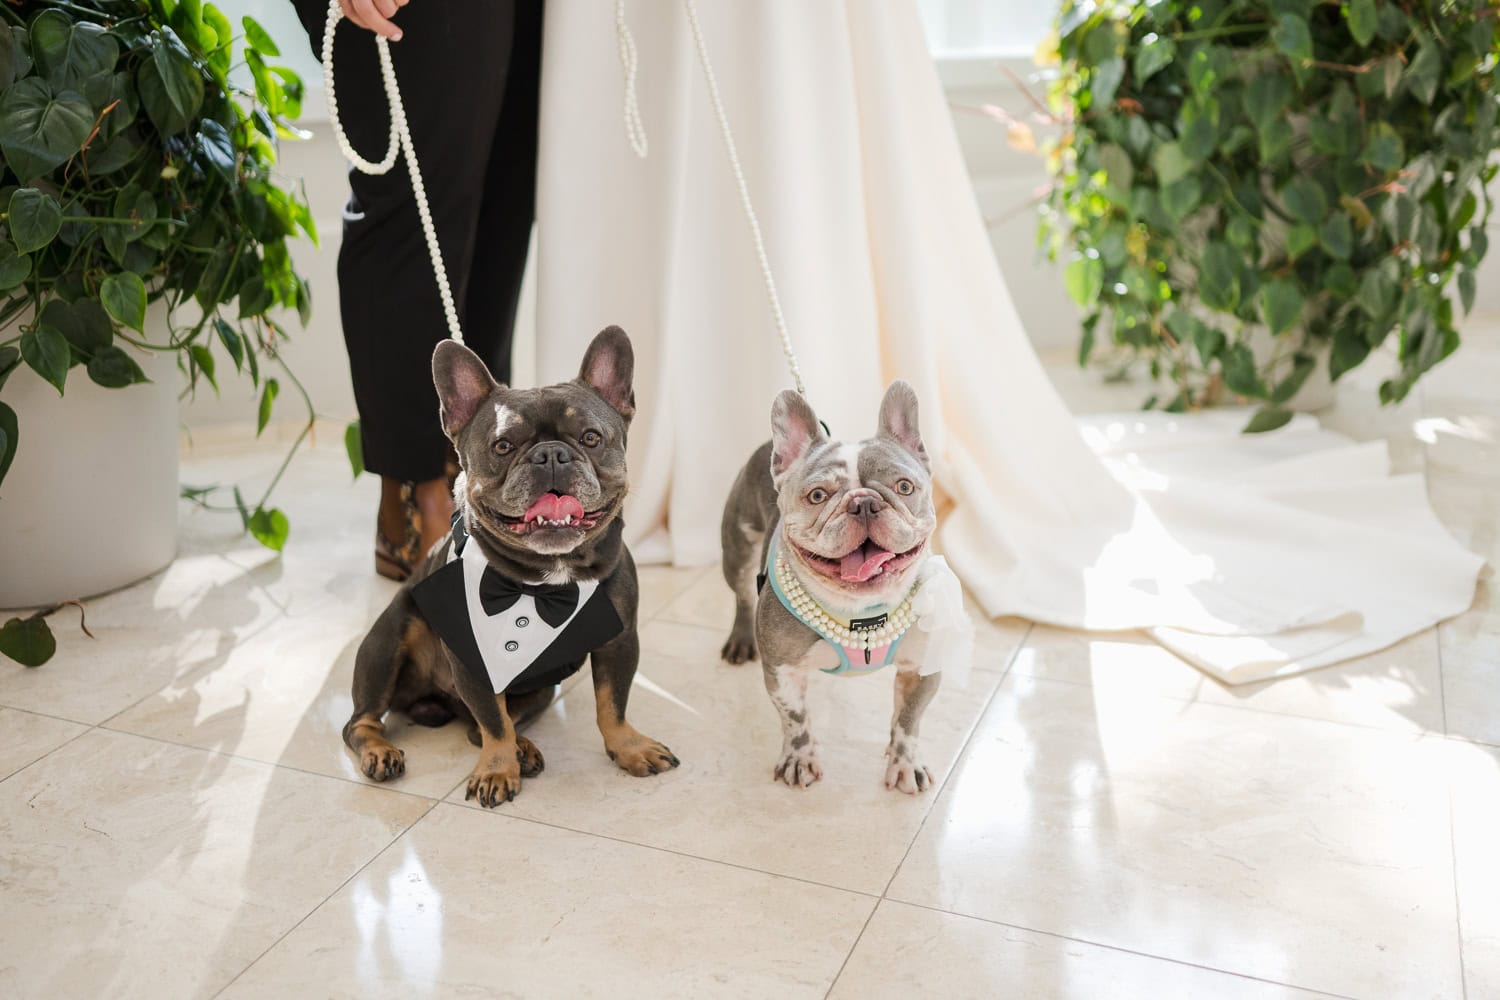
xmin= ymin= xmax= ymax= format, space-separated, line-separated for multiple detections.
xmin=321 ymin=0 xmax=464 ymax=345
xmin=615 ymin=0 xmax=807 ymax=398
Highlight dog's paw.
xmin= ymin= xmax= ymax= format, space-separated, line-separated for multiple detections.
xmin=883 ymin=753 xmax=936 ymax=795
xmin=721 ymin=631 xmax=758 ymax=665
xmin=516 ymin=734 xmax=545 ymax=777
xmin=773 ymin=745 xmax=823 ymax=788
xmin=605 ymin=732 xmax=681 ymax=777
xmin=360 ymin=743 xmax=406 ymax=782
xmin=465 ymin=761 xmax=522 ymax=808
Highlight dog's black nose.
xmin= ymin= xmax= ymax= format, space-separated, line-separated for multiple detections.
xmin=530 ymin=442 xmax=572 ymax=466
xmin=849 ymin=495 xmax=884 ymax=519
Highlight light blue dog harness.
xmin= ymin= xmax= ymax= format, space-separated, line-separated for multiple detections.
xmin=762 ymin=526 xmax=919 ymax=676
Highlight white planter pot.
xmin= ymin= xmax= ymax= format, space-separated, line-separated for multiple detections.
xmin=0 ymin=310 xmax=178 ymax=609
xmin=1245 ymin=326 xmax=1336 ymax=413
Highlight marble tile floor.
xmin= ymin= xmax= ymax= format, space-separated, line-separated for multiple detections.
xmin=1 ymin=335 xmax=1496 ymax=999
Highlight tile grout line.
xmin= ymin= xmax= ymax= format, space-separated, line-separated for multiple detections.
xmin=210 ymin=775 xmax=472 ymax=999
xmin=462 ymin=805 xmax=884 ymax=901
xmin=887 ymin=898 xmax=1358 ymax=1000
xmin=1423 ymin=378 xmax=1457 ymax=740
xmin=822 ymin=622 xmax=1034 ymax=1000
xmin=91 ymin=723 xmax=446 ymax=806
xmin=1449 ymin=773 xmax=1470 ymax=1000
xmin=0 ymin=725 xmax=95 ymax=789
xmin=0 ymin=702 xmax=98 ymax=727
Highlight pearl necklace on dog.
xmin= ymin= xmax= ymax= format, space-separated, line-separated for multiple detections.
xmin=773 ymin=548 xmax=921 ymax=655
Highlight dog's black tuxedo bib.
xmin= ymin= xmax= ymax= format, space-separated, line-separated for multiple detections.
xmin=411 ymin=516 xmax=623 ymax=695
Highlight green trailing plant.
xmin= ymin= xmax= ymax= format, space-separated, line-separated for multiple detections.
xmin=0 ymin=0 xmax=317 ymax=667
xmin=1041 ymin=0 xmax=1499 ymax=430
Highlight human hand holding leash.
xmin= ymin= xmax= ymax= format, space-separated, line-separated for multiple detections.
xmin=339 ymin=0 xmax=408 ymax=41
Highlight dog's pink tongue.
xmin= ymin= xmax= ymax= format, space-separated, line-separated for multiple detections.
xmin=524 ymin=493 xmax=585 ymax=523
xmin=840 ymin=542 xmax=895 ymax=582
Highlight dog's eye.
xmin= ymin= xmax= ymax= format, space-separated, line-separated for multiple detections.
xmin=494 ymin=439 xmax=513 ymax=456
xmin=581 ymin=430 xmax=602 ymax=448
xmin=896 ymin=479 xmax=915 ymax=496
xmin=807 ymin=487 xmax=829 ymax=504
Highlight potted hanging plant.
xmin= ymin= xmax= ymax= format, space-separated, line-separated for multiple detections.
xmin=0 ymin=0 xmax=317 ymax=663
xmin=1040 ymin=0 xmax=1499 ymax=430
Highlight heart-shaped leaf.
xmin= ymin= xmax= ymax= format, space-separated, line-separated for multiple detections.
xmin=0 ymin=615 xmax=55 ymax=667
xmin=100 ymin=272 xmax=147 ymax=330
xmin=0 ymin=78 xmax=92 ymax=181
xmin=241 ymin=15 xmax=280 ymax=56
xmin=214 ymin=318 xmax=244 ymax=371
xmin=0 ymin=345 xmax=19 ymax=390
xmin=20 ymin=323 xmax=69 ymax=394
xmin=197 ymin=118 xmax=235 ymax=181
xmin=1242 ymin=73 xmax=1293 ymax=131
xmin=0 ymin=243 xmax=31 ymax=291
xmin=1198 ymin=242 xmax=1241 ymax=312
xmin=0 ymin=21 xmax=18 ymax=90
xmin=40 ymin=297 xmax=112 ymax=351
xmin=1243 ymin=405 xmax=1294 ymax=434
xmin=247 ymin=506 xmax=289 ymax=551
xmin=1272 ymin=13 xmax=1312 ymax=63
xmin=202 ymin=4 xmax=233 ymax=75
xmin=1259 ymin=278 xmax=1303 ymax=336
xmin=1280 ymin=176 xmax=1328 ymax=225
xmin=1064 ymin=256 xmax=1104 ymax=307
xmin=345 ymin=421 xmax=364 ymax=478
xmin=256 ymin=377 xmax=279 ymax=435
xmin=1363 ymin=122 xmax=1405 ymax=172
xmin=112 ymin=184 xmax=158 ymax=242
xmin=0 ymin=399 xmax=16 ymax=489
xmin=189 ymin=342 xmax=217 ymax=392
xmin=87 ymin=343 xmax=150 ymax=388
xmin=8 ymin=187 xmax=61 ymax=253
xmin=29 ymin=10 xmax=119 ymax=88
xmin=135 ymin=56 xmax=191 ymax=136
xmin=1221 ymin=342 xmax=1267 ymax=398
xmin=1347 ymin=0 xmax=1379 ymax=47
xmin=1319 ymin=214 xmax=1353 ymax=260
xmin=152 ymin=36 xmax=205 ymax=120
xmin=1134 ymin=33 xmax=1174 ymax=83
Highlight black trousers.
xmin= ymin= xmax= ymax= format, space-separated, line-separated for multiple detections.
xmin=293 ymin=0 xmax=542 ymax=482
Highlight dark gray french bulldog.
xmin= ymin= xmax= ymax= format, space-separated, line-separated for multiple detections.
xmin=343 ymin=326 xmax=678 ymax=807
xmin=719 ymin=382 xmax=942 ymax=793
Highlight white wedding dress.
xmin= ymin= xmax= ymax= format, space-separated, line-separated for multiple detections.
xmin=523 ymin=0 xmax=1482 ymax=684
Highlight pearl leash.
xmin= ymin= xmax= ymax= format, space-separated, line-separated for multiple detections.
xmin=774 ymin=551 xmax=921 ymax=653
xmin=321 ymin=0 xmax=464 ymax=345
xmin=615 ymin=0 xmax=806 ymax=398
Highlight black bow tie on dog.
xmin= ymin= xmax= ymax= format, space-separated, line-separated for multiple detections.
xmin=478 ymin=570 xmax=580 ymax=627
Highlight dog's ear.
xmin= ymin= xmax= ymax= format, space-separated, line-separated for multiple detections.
xmin=770 ymin=389 xmax=826 ymax=483
xmin=877 ymin=380 xmax=928 ymax=468
xmin=578 ymin=325 xmax=635 ymax=421
xmin=432 ymin=340 xmax=499 ymax=437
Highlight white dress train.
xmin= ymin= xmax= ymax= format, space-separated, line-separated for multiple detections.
xmin=526 ymin=0 xmax=1482 ymax=684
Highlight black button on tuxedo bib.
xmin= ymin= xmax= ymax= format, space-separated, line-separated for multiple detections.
xmin=411 ymin=517 xmax=623 ymax=696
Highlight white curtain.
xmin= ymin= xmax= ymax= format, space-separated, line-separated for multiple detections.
xmin=526 ymin=0 xmax=1482 ymax=684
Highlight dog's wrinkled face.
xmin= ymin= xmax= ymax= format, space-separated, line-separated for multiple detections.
xmin=433 ymin=327 xmax=635 ymax=557
xmin=771 ymin=382 xmax=935 ymax=606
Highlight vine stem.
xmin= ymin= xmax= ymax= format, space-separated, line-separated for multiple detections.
xmin=250 ymin=336 xmax=315 ymax=513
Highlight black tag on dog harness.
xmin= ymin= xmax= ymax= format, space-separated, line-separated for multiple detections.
xmin=850 ymin=612 xmax=889 ymax=664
